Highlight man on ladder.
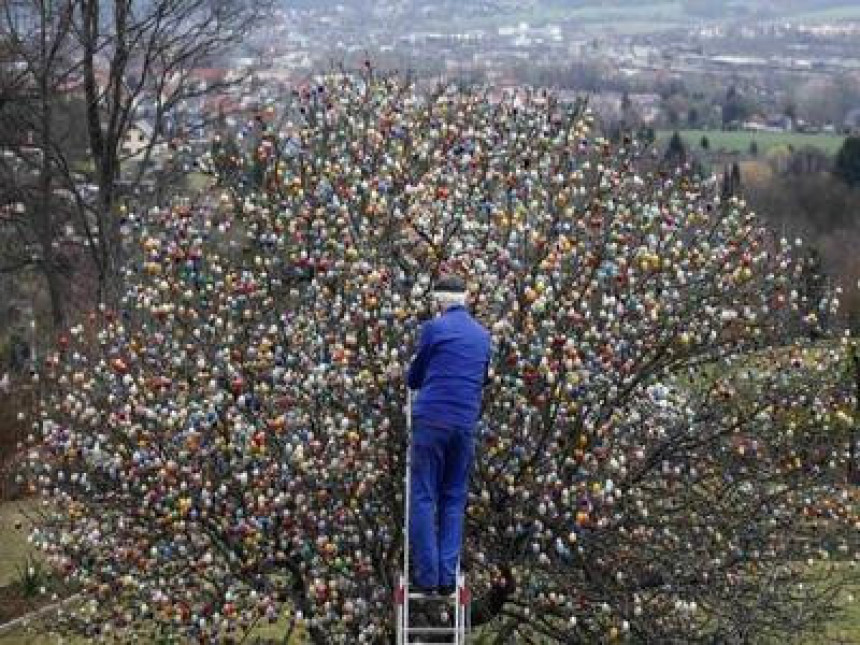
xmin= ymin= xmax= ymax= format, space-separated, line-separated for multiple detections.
xmin=397 ymin=274 xmax=492 ymax=644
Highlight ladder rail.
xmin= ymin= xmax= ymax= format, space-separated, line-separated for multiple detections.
xmin=404 ymin=389 xmax=412 ymax=638
xmin=396 ymin=583 xmax=405 ymax=645
xmin=455 ymin=570 xmax=461 ymax=645
xmin=398 ymin=386 xmax=470 ymax=644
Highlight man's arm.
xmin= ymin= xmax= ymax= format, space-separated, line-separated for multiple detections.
xmin=483 ymin=337 xmax=494 ymax=387
xmin=407 ymin=322 xmax=434 ymax=390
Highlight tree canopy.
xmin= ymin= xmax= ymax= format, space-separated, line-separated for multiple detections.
xmin=23 ymin=72 xmax=859 ymax=644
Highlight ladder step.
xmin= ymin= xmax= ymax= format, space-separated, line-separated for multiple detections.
xmin=407 ymin=592 xmax=457 ymax=600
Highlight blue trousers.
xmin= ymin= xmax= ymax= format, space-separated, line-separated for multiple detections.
xmin=410 ymin=420 xmax=475 ymax=589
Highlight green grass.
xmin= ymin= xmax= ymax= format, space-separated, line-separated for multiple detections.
xmin=558 ymin=0 xmax=860 ymax=26
xmin=660 ymin=129 xmax=847 ymax=156
xmin=1 ymin=491 xmax=857 ymax=643
xmin=562 ymin=0 xmax=685 ymax=23
xmin=810 ymin=562 xmax=860 ymax=644
xmin=421 ymin=1 xmax=686 ymax=32
xmin=0 ymin=630 xmax=87 ymax=644
xmin=0 ymin=614 xmax=306 ymax=644
xmin=781 ymin=567 xmax=860 ymax=645
xmin=185 ymin=172 xmax=213 ymax=193
xmin=822 ymin=602 xmax=860 ymax=644
xmin=789 ymin=4 xmax=860 ymax=22
xmin=0 ymin=498 xmax=306 ymax=642
xmin=0 ymin=500 xmax=40 ymax=588
xmin=414 ymin=1 xmax=860 ymax=35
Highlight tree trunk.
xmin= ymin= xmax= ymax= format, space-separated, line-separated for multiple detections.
xmin=36 ymin=0 xmax=64 ymax=333
xmin=849 ymin=348 xmax=860 ymax=486
xmin=96 ymin=179 xmax=123 ymax=306
xmin=80 ymin=0 xmax=110 ymax=298
xmin=44 ymin=263 xmax=65 ymax=330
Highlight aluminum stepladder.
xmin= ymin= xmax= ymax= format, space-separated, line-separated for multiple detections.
xmin=396 ymin=389 xmax=471 ymax=645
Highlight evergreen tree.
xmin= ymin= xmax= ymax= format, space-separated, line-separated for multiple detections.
xmin=637 ymin=125 xmax=656 ymax=146
xmin=688 ymin=107 xmax=700 ymax=127
xmin=664 ymin=130 xmax=687 ymax=164
xmin=834 ymin=135 xmax=860 ymax=188
xmin=722 ymin=85 xmax=750 ymax=128
xmin=721 ymin=166 xmax=734 ymax=200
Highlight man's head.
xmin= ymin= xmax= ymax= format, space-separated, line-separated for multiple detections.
xmin=433 ymin=274 xmax=467 ymax=311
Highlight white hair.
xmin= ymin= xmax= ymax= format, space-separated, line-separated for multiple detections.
xmin=434 ymin=290 xmax=467 ymax=310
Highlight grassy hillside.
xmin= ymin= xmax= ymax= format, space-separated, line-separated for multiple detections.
xmin=297 ymin=1 xmax=860 ymax=33
xmin=659 ymin=129 xmax=847 ymax=156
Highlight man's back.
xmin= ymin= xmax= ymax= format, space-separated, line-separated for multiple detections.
xmin=406 ymin=280 xmax=490 ymax=594
xmin=407 ymin=305 xmax=491 ymax=428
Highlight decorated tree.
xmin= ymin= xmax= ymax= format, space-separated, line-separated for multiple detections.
xmin=24 ymin=72 xmax=859 ymax=644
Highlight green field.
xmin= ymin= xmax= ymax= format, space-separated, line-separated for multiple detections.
xmin=660 ymin=129 xmax=847 ymax=156
xmin=0 ymin=619 xmax=305 ymax=645
xmin=0 ymin=500 xmax=39 ymax=589
xmin=418 ymin=0 xmax=860 ymax=33
xmin=185 ymin=171 xmax=213 ymax=193
xmin=552 ymin=0 xmax=685 ymax=26
xmin=791 ymin=4 xmax=860 ymax=22
xmin=421 ymin=1 xmax=686 ymax=32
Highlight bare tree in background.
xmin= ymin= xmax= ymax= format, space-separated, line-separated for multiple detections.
xmin=0 ymin=0 xmax=80 ymax=329
xmin=0 ymin=0 xmax=271 ymax=332
xmin=77 ymin=0 xmax=270 ymax=299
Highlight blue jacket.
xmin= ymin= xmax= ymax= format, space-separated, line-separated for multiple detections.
xmin=407 ymin=305 xmax=492 ymax=428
